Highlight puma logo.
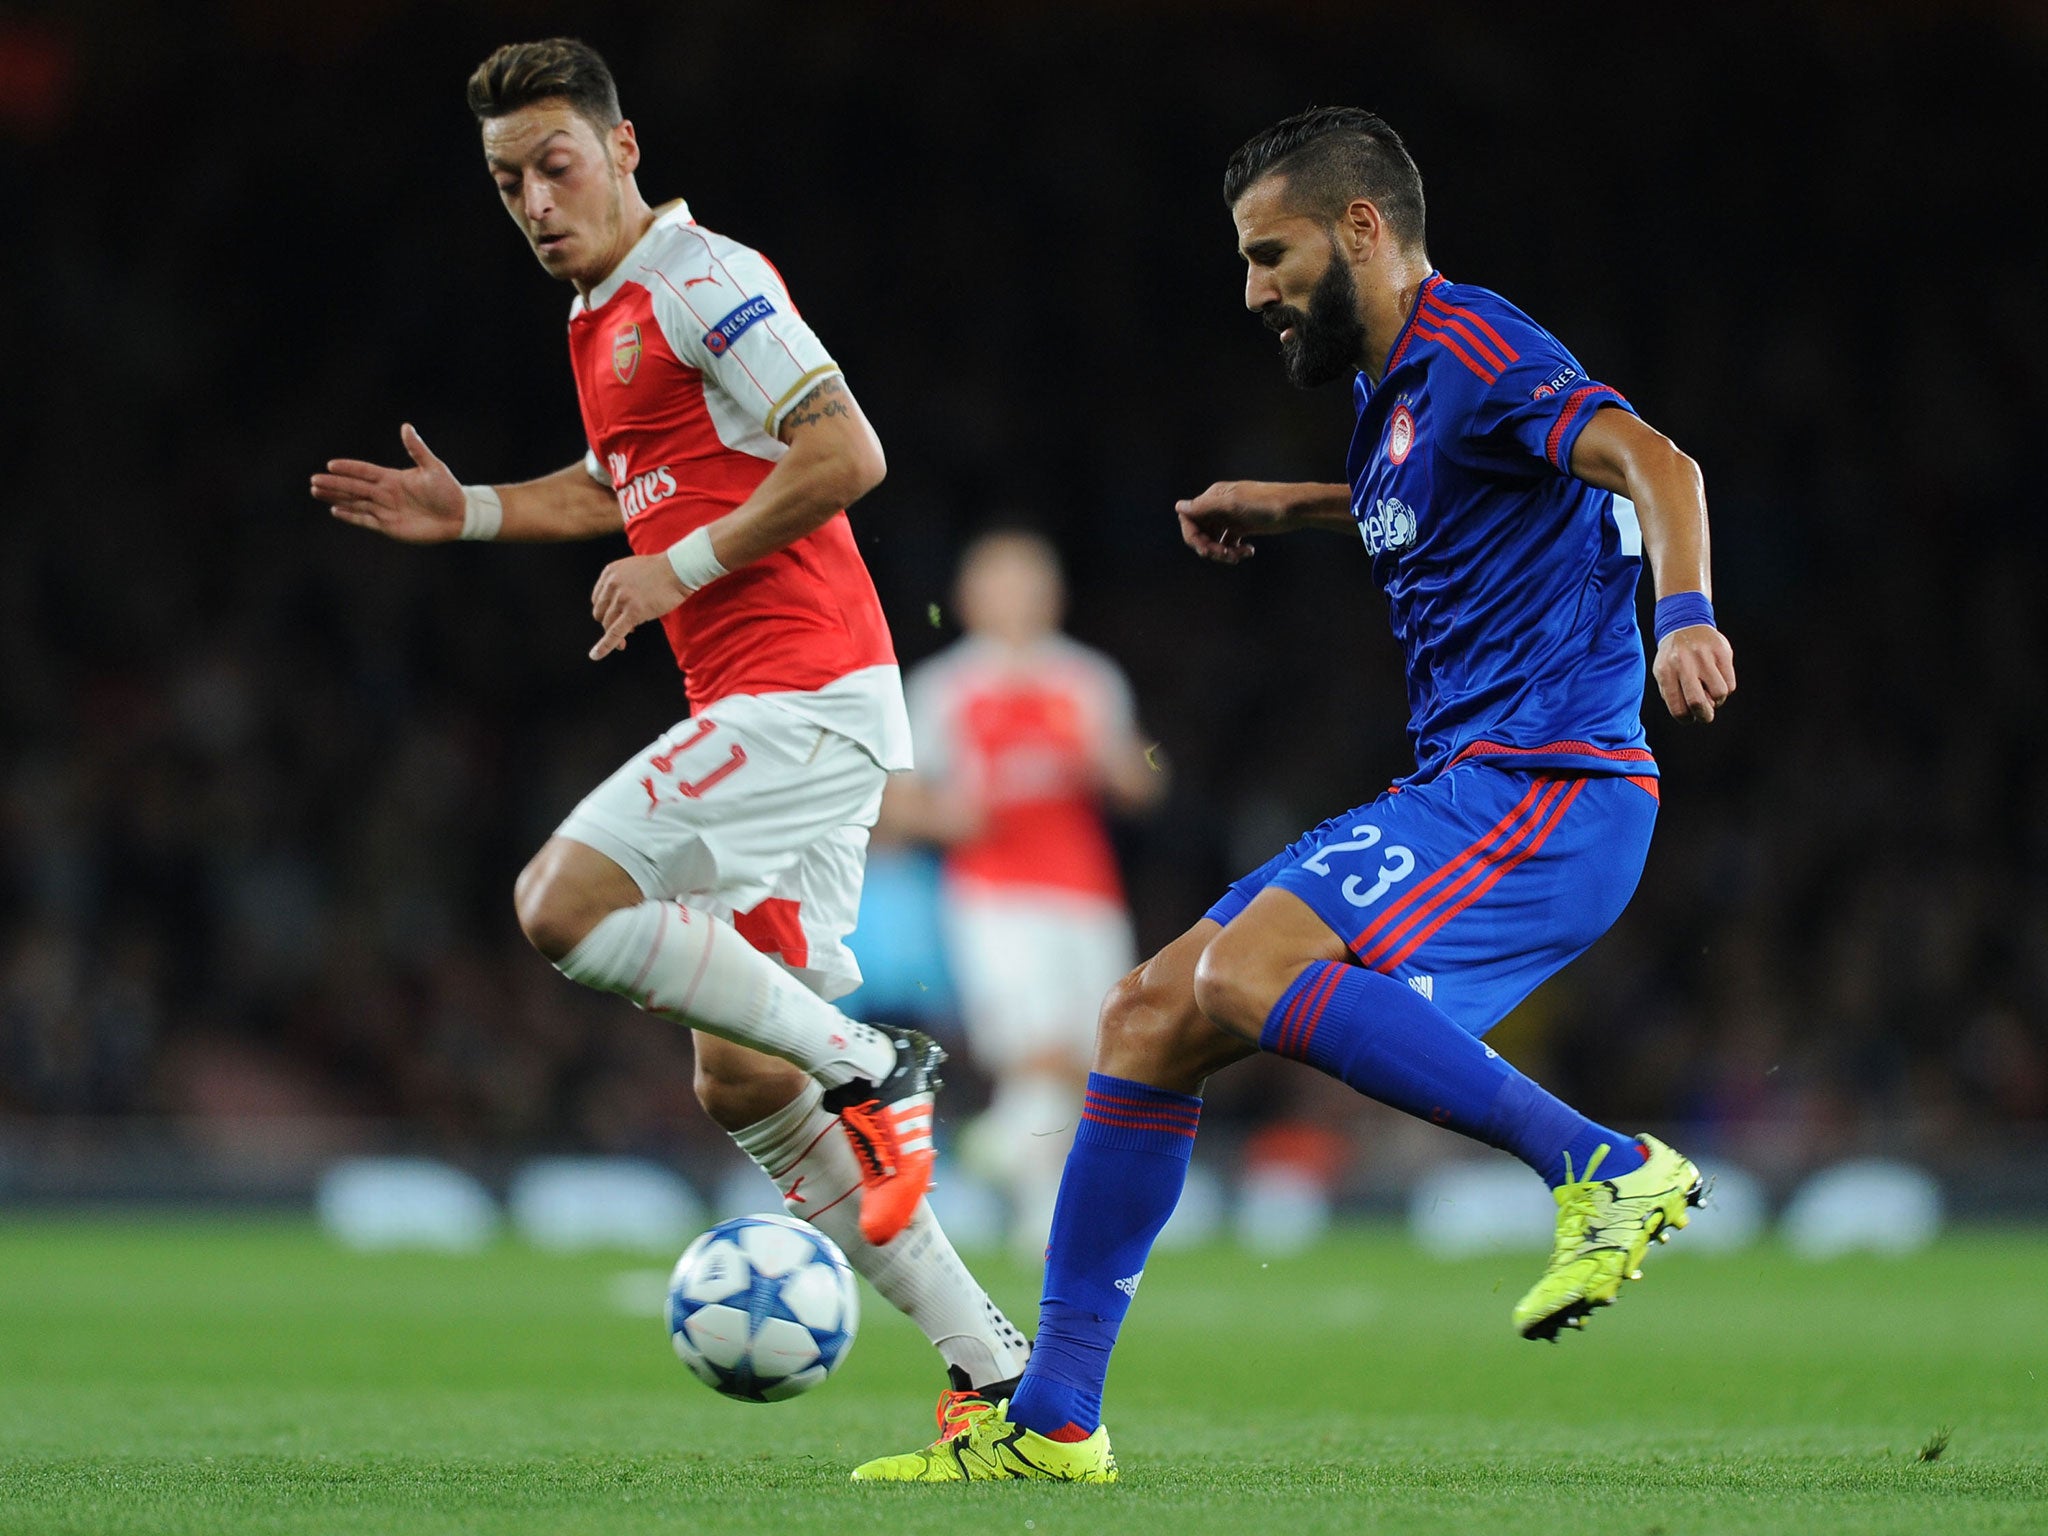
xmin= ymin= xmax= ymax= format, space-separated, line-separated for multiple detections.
xmin=683 ymin=275 xmax=718 ymax=288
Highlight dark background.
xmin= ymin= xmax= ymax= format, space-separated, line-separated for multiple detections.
xmin=3 ymin=1 xmax=2043 ymax=1198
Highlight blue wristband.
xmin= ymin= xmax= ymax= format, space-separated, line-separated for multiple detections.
xmin=1653 ymin=592 xmax=1716 ymax=644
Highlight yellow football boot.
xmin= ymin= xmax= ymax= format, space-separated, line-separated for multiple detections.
xmin=850 ymin=1393 xmax=1116 ymax=1483
xmin=1513 ymin=1134 xmax=1704 ymax=1341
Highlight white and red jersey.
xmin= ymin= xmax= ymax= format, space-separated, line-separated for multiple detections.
xmin=906 ymin=634 xmax=1143 ymax=905
xmin=567 ymin=200 xmax=909 ymax=769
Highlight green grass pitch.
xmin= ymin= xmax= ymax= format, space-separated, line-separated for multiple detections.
xmin=2 ymin=1217 xmax=2044 ymax=1535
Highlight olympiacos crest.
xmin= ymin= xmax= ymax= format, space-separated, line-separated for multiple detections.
xmin=1388 ymin=404 xmax=1417 ymax=464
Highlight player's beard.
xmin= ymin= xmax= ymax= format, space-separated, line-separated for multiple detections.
xmin=554 ymin=177 xmax=628 ymax=287
xmin=1270 ymin=248 xmax=1367 ymax=388
xmin=580 ymin=180 xmax=626 ymax=284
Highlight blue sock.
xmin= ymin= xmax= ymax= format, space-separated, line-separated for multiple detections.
xmin=1007 ymin=1073 xmax=1200 ymax=1439
xmin=1264 ymin=961 xmax=1641 ymax=1188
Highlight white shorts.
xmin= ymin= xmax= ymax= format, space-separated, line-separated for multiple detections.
xmin=556 ymin=693 xmax=886 ymax=1001
xmin=941 ymin=885 xmax=1137 ymax=1073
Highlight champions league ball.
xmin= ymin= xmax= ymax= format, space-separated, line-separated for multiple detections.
xmin=666 ymin=1213 xmax=859 ymax=1402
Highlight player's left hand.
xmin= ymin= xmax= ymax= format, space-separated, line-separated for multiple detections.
xmin=589 ymin=554 xmax=690 ymax=660
xmin=1653 ymin=625 xmax=1736 ymax=723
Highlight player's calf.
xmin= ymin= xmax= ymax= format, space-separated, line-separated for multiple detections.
xmin=692 ymin=1035 xmax=812 ymax=1132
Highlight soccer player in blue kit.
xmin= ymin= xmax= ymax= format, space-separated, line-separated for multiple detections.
xmin=853 ymin=106 xmax=1737 ymax=1482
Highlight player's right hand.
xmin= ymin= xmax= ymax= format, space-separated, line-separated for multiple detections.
xmin=1175 ymin=481 xmax=1290 ymax=564
xmin=1654 ymin=624 xmax=1737 ymax=724
xmin=310 ymin=424 xmax=466 ymax=543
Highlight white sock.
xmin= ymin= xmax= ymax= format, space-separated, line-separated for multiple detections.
xmin=558 ymin=900 xmax=894 ymax=1088
xmin=730 ymin=1080 xmax=1032 ymax=1389
xmin=985 ymin=1074 xmax=1080 ymax=1263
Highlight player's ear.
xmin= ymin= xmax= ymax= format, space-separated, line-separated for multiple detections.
xmin=1342 ymin=197 xmax=1382 ymax=258
xmin=612 ymin=119 xmax=641 ymax=177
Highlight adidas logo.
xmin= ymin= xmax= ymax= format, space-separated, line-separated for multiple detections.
xmin=1407 ymin=974 xmax=1434 ymax=1001
xmin=1114 ymin=1271 xmax=1143 ymax=1299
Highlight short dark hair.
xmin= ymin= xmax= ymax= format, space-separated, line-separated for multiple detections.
xmin=466 ymin=38 xmax=623 ymax=137
xmin=1223 ymin=106 xmax=1426 ymax=249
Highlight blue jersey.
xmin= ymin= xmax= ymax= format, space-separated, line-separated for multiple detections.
xmin=1348 ymin=272 xmax=1654 ymax=787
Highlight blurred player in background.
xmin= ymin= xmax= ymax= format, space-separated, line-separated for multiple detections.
xmin=884 ymin=530 xmax=1165 ymax=1259
xmin=857 ymin=105 xmax=1735 ymax=1481
xmin=309 ymin=38 xmax=1031 ymax=1416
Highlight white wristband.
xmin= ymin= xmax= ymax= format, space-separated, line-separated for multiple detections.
xmin=666 ymin=526 xmax=730 ymax=594
xmin=459 ymin=484 xmax=503 ymax=541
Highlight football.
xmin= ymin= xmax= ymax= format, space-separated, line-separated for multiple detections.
xmin=666 ymin=1213 xmax=859 ymax=1402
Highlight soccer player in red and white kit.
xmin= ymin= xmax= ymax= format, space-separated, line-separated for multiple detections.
xmin=885 ymin=531 xmax=1164 ymax=1258
xmin=310 ymin=38 xmax=1032 ymax=1407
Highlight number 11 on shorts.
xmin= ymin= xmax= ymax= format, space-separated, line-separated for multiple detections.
xmin=640 ymin=719 xmax=748 ymax=811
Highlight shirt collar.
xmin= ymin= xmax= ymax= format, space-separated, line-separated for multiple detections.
xmin=572 ymin=199 xmax=693 ymax=318
xmin=1361 ymin=270 xmax=1444 ymax=396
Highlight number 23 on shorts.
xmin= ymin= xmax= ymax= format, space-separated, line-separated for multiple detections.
xmin=1302 ymin=825 xmax=1415 ymax=908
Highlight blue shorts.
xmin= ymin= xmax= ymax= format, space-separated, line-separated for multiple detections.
xmin=1204 ymin=764 xmax=1657 ymax=1037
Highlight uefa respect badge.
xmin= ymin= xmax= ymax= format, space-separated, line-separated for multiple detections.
xmin=703 ymin=295 xmax=777 ymax=356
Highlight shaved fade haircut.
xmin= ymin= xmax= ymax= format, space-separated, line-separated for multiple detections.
xmin=467 ymin=37 xmax=623 ymax=137
xmin=1224 ymin=106 xmax=1427 ymax=251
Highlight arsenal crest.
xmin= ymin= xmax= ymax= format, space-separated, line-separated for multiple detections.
xmin=612 ymin=323 xmax=642 ymax=384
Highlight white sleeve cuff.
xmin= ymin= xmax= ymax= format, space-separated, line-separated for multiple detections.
xmin=666 ymin=525 xmax=730 ymax=593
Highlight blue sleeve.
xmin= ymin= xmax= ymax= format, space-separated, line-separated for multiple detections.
xmin=1450 ymin=309 xmax=1635 ymax=476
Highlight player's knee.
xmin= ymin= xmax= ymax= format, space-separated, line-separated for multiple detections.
xmin=1095 ymin=962 xmax=1205 ymax=1080
xmin=1190 ymin=928 xmax=1271 ymax=1043
xmin=514 ymin=853 xmax=610 ymax=962
xmin=694 ymin=1053 xmax=808 ymax=1133
xmin=1094 ymin=967 xmax=1158 ymax=1055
